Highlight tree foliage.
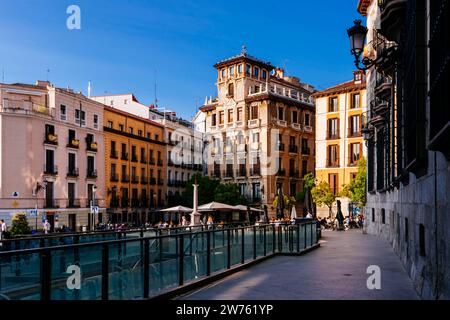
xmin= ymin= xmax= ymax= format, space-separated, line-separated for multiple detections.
xmin=11 ymin=213 xmax=31 ymax=236
xmin=340 ymin=158 xmax=367 ymax=208
xmin=214 ymin=182 xmax=246 ymax=205
xmin=180 ymin=173 xmax=220 ymax=207
xmin=311 ymin=181 xmax=336 ymax=217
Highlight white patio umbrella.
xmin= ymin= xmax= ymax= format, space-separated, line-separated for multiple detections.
xmin=197 ymin=201 xmax=236 ymax=211
xmin=159 ymin=206 xmax=193 ymax=212
xmin=291 ymin=206 xmax=298 ymax=220
xmin=233 ymin=205 xmax=264 ymax=212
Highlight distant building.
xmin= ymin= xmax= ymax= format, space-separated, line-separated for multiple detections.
xmin=200 ymin=49 xmax=316 ymax=217
xmin=313 ymin=72 xmax=367 ymax=217
xmin=0 ymin=81 xmax=106 ymax=231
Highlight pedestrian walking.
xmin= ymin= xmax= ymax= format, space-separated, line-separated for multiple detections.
xmin=43 ymin=219 xmax=51 ymax=234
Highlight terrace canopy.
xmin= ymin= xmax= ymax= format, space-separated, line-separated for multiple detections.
xmin=197 ymin=202 xmax=236 ymax=212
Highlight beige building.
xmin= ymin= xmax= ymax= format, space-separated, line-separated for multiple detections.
xmin=314 ymin=72 xmax=367 ymax=217
xmin=200 ymin=49 xmax=316 ymax=217
xmin=0 ymin=81 xmax=106 ymax=231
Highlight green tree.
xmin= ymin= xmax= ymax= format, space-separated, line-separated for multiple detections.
xmin=181 ymin=173 xmax=220 ymax=207
xmin=340 ymin=158 xmax=367 ymax=208
xmin=214 ymin=182 xmax=245 ymax=205
xmin=10 ymin=213 xmax=31 ymax=236
xmin=272 ymin=194 xmax=296 ymax=219
xmin=311 ymin=181 xmax=336 ymax=217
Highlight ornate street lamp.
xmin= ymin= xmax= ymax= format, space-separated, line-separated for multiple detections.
xmin=347 ymin=20 xmax=374 ymax=71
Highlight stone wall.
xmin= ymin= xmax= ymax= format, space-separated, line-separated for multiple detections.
xmin=365 ymin=151 xmax=450 ymax=299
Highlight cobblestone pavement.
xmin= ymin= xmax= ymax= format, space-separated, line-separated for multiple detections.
xmin=180 ymin=229 xmax=419 ymax=300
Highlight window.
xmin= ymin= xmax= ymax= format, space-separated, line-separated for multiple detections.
xmin=252 ymin=132 xmax=259 ymax=143
xmin=237 ymin=107 xmax=243 ymax=121
xmin=246 ymin=64 xmax=251 ymax=76
xmin=239 ymin=183 xmax=246 ymax=196
xmin=419 ymin=224 xmax=426 ymax=256
xmin=304 ymin=113 xmax=310 ymax=126
xmin=229 ymin=66 xmax=235 ymax=76
xmin=119 ymin=124 xmax=124 ymax=132
xmin=381 ymin=209 xmax=385 ymax=224
xmin=262 ymin=70 xmax=267 ymax=80
xmin=278 ymin=107 xmax=284 ymax=120
xmin=250 ymin=105 xmax=258 ymax=120
xmin=228 ymin=83 xmax=234 ymax=97
xmin=212 ymin=114 xmax=217 ymax=126
xmin=351 ymin=93 xmax=360 ymax=109
xmin=75 ymin=109 xmax=80 ymax=124
xmin=252 ymin=183 xmax=261 ymax=200
xmin=328 ymin=118 xmax=339 ymax=139
xmin=129 ymin=127 xmax=133 ymax=134
xmin=329 ymin=97 xmax=338 ymax=112
xmin=137 ymin=130 xmax=142 ymax=136
xmin=292 ymin=110 xmax=298 ymax=123
xmin=328 ymin=173 xmax=338 ymax=195
xmin=238 ymin=64 xmax=243 ymax=74
xmin=301 ymin=138 xmax=309 ymax=154
xmin=147 ymin=132 xmax=151 ymax=139
xmin=219 ymin=111 xmax=224 ymax=124
xmin=80 ymin=110 xmax=86 ymax=126
xmin=302 ymin=160 xmax=308 ymax=177
xmin=228 ymin=109 xmax=233 ymax=123
xmin=155 ymin=134 xmax=159 ymax=141
xmin=350 ymin=143 xmax=361 ymax=165
xmin=372 ymin=208 xmax=375 ymax=222
xmin=405 ymin=218 xmax=409 ymax=242
xmin=124 ymin=99 xmax=128 ymax=105
xmin=350 ymin=172 xmax=357 ymax=181
xmin=349 ymin=115 xmax=361 ymax=136
xmin=107 ymin=121 xmax=113 ymax=128
xmin=60 ymin=105 xmax=66 ymax=121
xmin=110 ymin=100 xmax=114 ymax=106
xmin=93 ymin=114 xmax=98 ymax=129
xmin=327 ymin=145 xmax=339 ymax=167
xmin=253 ymin=67 xmax=260 ymax=78
xmin=221 ymin=69 xmax=226 ymax=78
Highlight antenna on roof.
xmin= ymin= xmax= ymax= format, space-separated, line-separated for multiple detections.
xmin=154 ymin=69 xmax=158 ymax=108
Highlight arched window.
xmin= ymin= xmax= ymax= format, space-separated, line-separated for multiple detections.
xmin=228 ymin=83 xmax=234 ymax=97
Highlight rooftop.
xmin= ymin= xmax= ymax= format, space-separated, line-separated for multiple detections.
xmin=312 ymin=79 xmax=366 ymax=98
xmin=214 ymin=46 xmax=275 ymax=70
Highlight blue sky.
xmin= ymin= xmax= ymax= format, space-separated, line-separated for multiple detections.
xmin=0 ymin=0 xmax=361 ymax=120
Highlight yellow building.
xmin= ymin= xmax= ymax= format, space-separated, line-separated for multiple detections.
xmin=313 ymin=72 xmax=367 ymax=217
xmin=103 ymin=106 xmax=166 ymax=224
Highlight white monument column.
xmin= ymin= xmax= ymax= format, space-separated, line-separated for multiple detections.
xmin=190 ymin=176 xmax=202 ymax=226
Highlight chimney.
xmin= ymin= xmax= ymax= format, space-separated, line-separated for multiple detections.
xmin=35 ymin=80 xmax=50 ymax=87
xmin=274 ymin=68 xmax=285 ymax=78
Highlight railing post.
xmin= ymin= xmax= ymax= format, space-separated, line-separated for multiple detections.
xmin=40 ymin=250 xmax=51 ymax=301
xmin=179 ymin=235 xmax=184 ymax=286
xmin=304 ymin=223 xmax=307 ymax=249
xmin=143 ymin=239 xmax=149 ymax=299
xmin=206 ymin=231 xmax=211 ymax=276
xmin=278 ymin=226 xmax=282 ymax=252
xmin=253 ymin=226 xmax=256 ymax=260
xmin=227 ymin=229 xmax=231 ymax=269
xmin=297 ymin=224 xmax=300 ymax=252
xmin=272 ymin=226 xmax=276 ymax=253
xmin=241 ymin=228 xmax=245 ymax=264
xmin=311 ymin=222 xmax=314 ymax=247
xmin=101 ymin=243 xmax=109 ymax=300
xmin=263 ymin=226 xmax=267 ymax=256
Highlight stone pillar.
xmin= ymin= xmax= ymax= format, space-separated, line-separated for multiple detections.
xmin=190 ymin=182 xmax=202 ymax=226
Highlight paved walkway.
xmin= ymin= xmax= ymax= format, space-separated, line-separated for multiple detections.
xmin=180 ymin=229 xmax=419 ymax=300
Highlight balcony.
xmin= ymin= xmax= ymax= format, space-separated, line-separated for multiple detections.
xmin=140 ymin=198 xmax=148 ymax=208
xmin=301 ymin=147 xmax=311 ymax=155
xmin=121 ymin=174 xmax=130 ymax=183
xmin=168 ymin=159 xmax=174 ymax=167
xmin=304 ymin=126 xmax=313 ymax=133
xmin=348 ymin=127 xmax=362 ymax=138
xmin=140 ymin=156 xmax=147 ymax=164
xmin=248 ymin=83 xmax=314 ymax=106
xmin=87 ymin=169 xmax=98 ymax=179
xmin=131 ymin=198 xmax=140 ymax=208
xmin=167 ymin=179 xmax=174 ymax=186
xmin=44 ymin=133 xmax=58 ymax=145
xmin=236 ymin=168 xmax=247 ymax=178
xmin=212 ymin=170 xmax=221 ymax=179
xmin=372 ymin=99 xmax=389 ymax=117
xmin=348 ymin=156 xmax=360 ymax=167
xmin=44 ymin=164 xmax=58 ymax=175
xmin=121 ymin=198 xmax=129 ymax=208
xmin=149 ymin=158 xmax=155 ymax=165
xmin=157 ymin=159 xmax=163 ymax=167
xmin=44 ymin=199 xmax=59 ymax=209
xmin=121 ymin=152 xmax=129 ymax=161
xmin=375 ymin=73 xmax=392 ymax=99
xmin=326 ymin=132 xmax=340 ymax=140
xmin=110 ymin=172 xmax=119 ymax=182
xmin=157 ymin=178 xmax=164 ymax=186
xmin=289 ymin=145 xmax=298 ymax=153
xmin=248 ymin=119 xmax=260 ymax=128
xmin=131 ymin=154 xmax=138 ymax=163
xmin=224 ymin=170 xmax=234 ymax=179
xmin=140 ymin=176 xmax=148 ymax=184
xmin=276 ymin=119 xmax=287 ymax=127
xmin=326 ymin=159 xmax=340 ymax=168
xmin=250 ymin=167 xmax=261 ymax=176
xmin=150 ymin=177 xmax=156 ymax=185
xmin=131 ymin=175 xmax=139 ymax=184
xmin=67 ymin=138 xmax=80 ymax=149
xmin=67 ymin=167 xmax=79 ymax=178
xmin=291 ymin=123 xmax=302 ymax=131
xmin=87 ymin=141 xmax=98 ymax=152
xmin=277 ymin=169 xmax=286 ymax=177
xmin=67 ymin=198 xmax=81 ymax=208
xmin=110 ymin=150 xmax=118 ymax=159
xmin=289 ymin=170 xmax=300 ymax=178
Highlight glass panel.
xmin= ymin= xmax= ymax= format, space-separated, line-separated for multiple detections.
xmin=51 ymin=245 xmax=102 ymax=300
xmin=229 ymin=229 xmax=241 ymax=267
xmin=244 ymin=227 xmax=254 ymax=261
xmin=255 ymin=227 xmax=265 ymax=257
xmin=211 ymin=230 xmax=226 ymax=273
xmin=0 ymin=252 xmax=41 ymax=300
xmin=149 ymin=236 xmax=179 ymax=296
xmin=183 ymin=232 xmax=207 ymax=282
